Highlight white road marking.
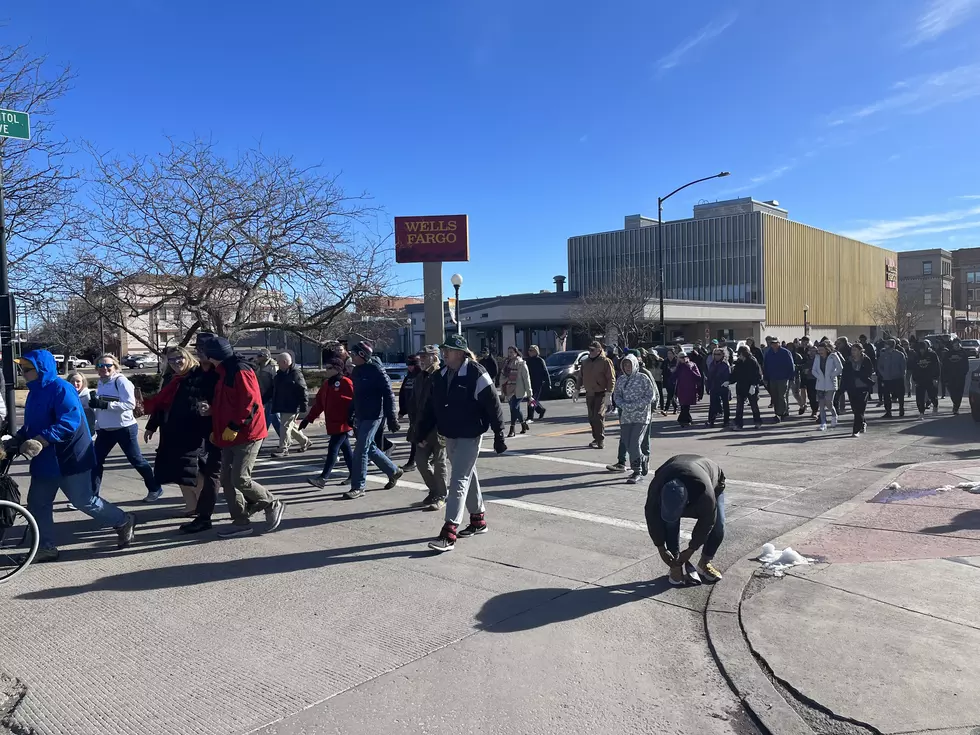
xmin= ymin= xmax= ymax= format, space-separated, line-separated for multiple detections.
xmin=485 ymin=496 xmax=691 ymax=540
xmin=485 ymin=450 xmax=802 ymax=493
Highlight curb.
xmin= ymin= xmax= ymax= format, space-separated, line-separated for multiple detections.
xmin=704 ymin=459 xmax=955 ymax=735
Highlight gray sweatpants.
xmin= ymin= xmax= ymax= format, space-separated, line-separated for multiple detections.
xmin=620 ymin=422 xmax=649 ymax=471
xmin=444 ymin=436 xmax=484 ymax=526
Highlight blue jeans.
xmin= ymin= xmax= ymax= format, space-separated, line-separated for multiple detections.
xmin=28 ymin=471 xmax=127 ymax=550
xmin=508 ymin=396 xmax=524 ymax=424
xmin=321 ymin=433 xmax=353 ymax=479
xmin=94 ymin=424 xmax=162 ymax=495
xmin=663 ymin=493 xmax=726 ymax=559
xmin=265 ymin=406 xmax=282 ymax=437
xmin=352 ymin=418 xmax=397 ymax=491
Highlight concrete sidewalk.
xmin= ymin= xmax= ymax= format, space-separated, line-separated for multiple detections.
xmin=718 ymin=460 xmax=980 ymax=735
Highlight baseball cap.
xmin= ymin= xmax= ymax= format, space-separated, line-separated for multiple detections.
xmin=660 ymin=479 xmax=689 ymax=523
xmin=441 ymin=333 xmax=469 ymax=351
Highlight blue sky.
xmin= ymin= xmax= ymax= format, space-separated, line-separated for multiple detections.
xmin=5 ymin=0 xmax=980 ymax=298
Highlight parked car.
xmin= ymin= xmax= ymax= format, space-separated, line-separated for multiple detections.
xmin=69 ymin=356 xmax=90 ymax=368
xmin=545 ymin=350 xmax=588 ymax=398
xmin=383 ymin=363 xmax=408 ymax=384
xmin=653 ymin=343 xmax=694 ymax=360
xmin=959 ymin=339 xmax=980 ymax=359
xmin=122 ymin=354 xmax=153 ymax=369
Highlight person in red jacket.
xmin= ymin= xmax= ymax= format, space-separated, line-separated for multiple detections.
xmin=200 ymin=336 xmax=285 ymax=539
xmin=301 ymin=358 xmax=355 ymax=488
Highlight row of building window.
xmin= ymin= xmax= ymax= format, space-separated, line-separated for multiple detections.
xmin=922 ymin=261 xmax=953 ymax=276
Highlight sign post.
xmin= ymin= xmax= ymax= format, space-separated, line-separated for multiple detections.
xmin=0 ymin=108 xmax=31 ymax=432
xmin=395 ymin=215 xmax=469 ymax=350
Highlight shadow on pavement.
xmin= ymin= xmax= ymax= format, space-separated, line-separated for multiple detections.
xmin=17 ymin=537 xmax=431 ymax=599
xmin=476 ymin=578 xmax=673 ymax=633
xmin=921 ymin=509 xmax=980 ymax=535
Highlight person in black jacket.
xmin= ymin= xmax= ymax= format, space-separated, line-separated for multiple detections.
xmin=270 ymin=352 xmax=311 ymax=457
xmin=398 ymin=355 xmax=419 ymax=471
xmin=912 ymin=340 xmax=941 ymax=419
xmin=479 ymin=348 xmax=499 ymax=385
xmin=841 ymin=343 xmax=874 ymax=437
xmin=253 ymin=349 xmax=281 ymax=440
xmin=417 ymin=334 xmax=506 ymax=553
xmin=645 ymin=454 xmax=726 ymax=585
xmin=526 ymin=345 xmax=548 ymax=420
xmin=731 ymin=346 xmax=763 ymax=430
xmin=346 ymin=341 xmax=401 ymax=500
xmin=942 ymin=338 xmax=970 ymax=415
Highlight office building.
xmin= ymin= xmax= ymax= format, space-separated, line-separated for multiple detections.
xmin=896 ymin=249 xmax=953 ymax=336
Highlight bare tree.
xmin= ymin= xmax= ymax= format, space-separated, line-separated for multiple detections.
xmin=0 ymin=43 xmax=81 ymax=302
xmin=568 ymin=268 xmax=658 ymax=348
xmin=867 ymin=291 xmax=926 ymax=339
xmin=30 ymin=298 xmax=115 ymax=363
xmin=55 ymin=138 xmax=395 ymax=355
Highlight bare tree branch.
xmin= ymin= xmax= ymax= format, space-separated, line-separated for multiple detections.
xmin=568 ymin=268 xmax=658 ymax=348
xmin=51 ymin=138 xmax=396 ymax=354
xmin=0 ymin=43 xmax=81 ymax=302
xmin=867 ymin=291 xmax=926 ymax=339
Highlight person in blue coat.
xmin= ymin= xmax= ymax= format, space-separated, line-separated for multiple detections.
xmin=3 ymin=350 xmax=136 ymax=562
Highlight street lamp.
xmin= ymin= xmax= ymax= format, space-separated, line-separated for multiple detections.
xmin=905 ymin=311 xmax=913 ymax=339
xmin=295 ymin=296 xmax=305 ymax=367
xmin=803 ymin=304 xmax=810 ymax=337
xmin=450 ymin=273 xmax=463 ymax=336
xmin=968 ymin=304 xmax=972 ymax=338
xmin=657 ymin=172 xmax=731 ymax=342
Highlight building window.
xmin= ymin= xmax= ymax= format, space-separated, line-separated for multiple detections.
xmin=943 ymin=261 xmax=951 ymax=276
xmin=922 ymin=261 xmax=932 ymax=275
xmin=923 ymin=288 xmax=933 ymax=305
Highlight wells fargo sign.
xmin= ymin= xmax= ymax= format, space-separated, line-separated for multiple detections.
xmin=394 ymin=214 xmax=469 ymax=263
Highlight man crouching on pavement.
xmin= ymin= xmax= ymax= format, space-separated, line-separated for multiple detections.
xmin=415 ymin=334 xmax=507 ymax=553
xmin=644 ymin=454 xmax=726 ymax=585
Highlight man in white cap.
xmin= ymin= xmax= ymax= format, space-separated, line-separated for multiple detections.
xmin=415 ymin=334 xmax=507 ymax=552
xmin=644 ymin=454 xmax=726 ymax=585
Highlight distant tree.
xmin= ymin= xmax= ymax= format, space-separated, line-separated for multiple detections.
xmin=0 ymin=43 xmax=81 ymax=302
xmin=30 ymin=299 xmax=114 ymax=366
xmin=867 ymin=291 xmax=926 ymax=339
xmin=568 ymin=268 xmax=657 ymax=348
xmin=54 ymin=138 xmax=395 ymax=355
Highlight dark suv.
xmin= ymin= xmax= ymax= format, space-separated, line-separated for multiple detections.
xmin=545 ymin=350 xmax=589 ymax=398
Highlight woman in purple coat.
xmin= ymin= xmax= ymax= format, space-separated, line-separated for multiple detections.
xmin=674 ymin=351 xmax=702 ymax=427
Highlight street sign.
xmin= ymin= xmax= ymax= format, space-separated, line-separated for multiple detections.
xmin=0 ymin=109 xmax=30 ymax=140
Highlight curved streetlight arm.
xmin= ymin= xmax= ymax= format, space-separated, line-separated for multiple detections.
xmin=659 ymin=172 xmax=731 ymax=206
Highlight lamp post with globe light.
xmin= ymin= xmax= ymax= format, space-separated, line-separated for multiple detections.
xmin=451 ymin=273 xmax=463 ymax=335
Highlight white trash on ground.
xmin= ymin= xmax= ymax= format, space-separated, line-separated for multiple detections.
xmin=756 ymin=543 xmax=815 ymax=577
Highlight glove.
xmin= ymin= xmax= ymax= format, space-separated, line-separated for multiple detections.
xmin=221 ymin=427 xmax=239 ymax=443
xmin=89 ymin=394 xmax=111 ymax=410
xmin=20 ymin=439 xmax=44 ymax=460
xmin=298 ymin=420 xmax=310 ymax=431
xmin=493 ymin=434 xmax=507 ymax=455
xmin=2 ymin=436 xmax=24 ymax=457
xmin=387 ymin=418 xmax=400 ymax=433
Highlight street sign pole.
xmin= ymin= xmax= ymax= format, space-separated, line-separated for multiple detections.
xmin=0 ymin=109 xmax=31 ymax=433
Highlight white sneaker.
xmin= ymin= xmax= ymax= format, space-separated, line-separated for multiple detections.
xmin=818 ymin=424 xmax=827 ymax=431
xmin=919 ymin=413 xmax=925 ymax=421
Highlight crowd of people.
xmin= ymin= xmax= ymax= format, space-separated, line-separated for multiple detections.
xmin=2 ymin=328 xmax=971 ymax=581
xmin=580 ymin=333 xmax=972 ymax=444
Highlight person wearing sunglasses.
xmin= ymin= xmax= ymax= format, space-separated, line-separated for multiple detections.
xmin=89 ymin=354 xmax=165 ymax=502
xmin=3 ymin=350 xmax=135 ymax=562
xmin=141 ymin=346 xmax=219 ymax=524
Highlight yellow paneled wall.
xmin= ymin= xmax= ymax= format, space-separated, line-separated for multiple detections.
xmin=761 ymin=215 xmax=895 ymax=327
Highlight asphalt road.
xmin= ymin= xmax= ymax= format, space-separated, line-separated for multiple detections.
xmin=1 ymin=390 xmax=976 ymax=735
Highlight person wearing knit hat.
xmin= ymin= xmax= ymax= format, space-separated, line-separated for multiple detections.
xmin=525 ymin=345 xmax=548 ymax=422
xmin=345 ymin=340 xmax=402 ymax=499
xmin=199 ymin=339 xmax=285 ymax=538
xmin=252 ymin=348 xmax=282 ymax=441
xmin=301 ymin=358 xmax=355 ymax=488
